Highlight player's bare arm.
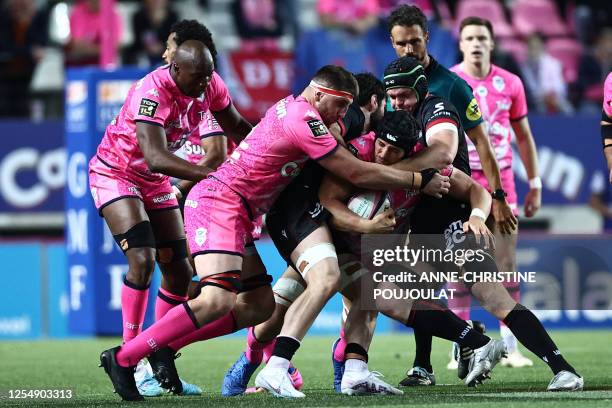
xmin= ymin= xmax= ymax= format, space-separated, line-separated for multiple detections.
xmin=318 ymin=145 xmax=449 ymax=196
xmin=319 ymin=173 xmax=395 ymax=234
xmin=447 ymin=168 xmax=495 ymax=248
xmin=212 ymin=102 xmax=252 ymax=144
xmin=467 ymin=123 xmax=517 ymax=233
xmin=136 ymin=121 xmax=211 ymax=181
xmin=511 ymin=117 xmax=541 ymax=217
xmin=175 ymin=135 xmax=228 ymax=198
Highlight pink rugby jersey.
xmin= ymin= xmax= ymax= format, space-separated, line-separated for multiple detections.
xmin=450 ymin=64 xmax=528 ymax=171
xmin=179 ymin=110 xmax=233 ymax=164
xmin=211 ymin=95 xmax=339 ymax=216
xmin=91 ymin=67 xmax=231 ymax=180
xmin=604 ymin=72 xmax=612 ymax=119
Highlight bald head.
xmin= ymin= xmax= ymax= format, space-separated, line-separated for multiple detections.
xmin=174 ymin=40 xmax=213 ymax=71
xmin=171 ymin=39 xmax=215 ymax=98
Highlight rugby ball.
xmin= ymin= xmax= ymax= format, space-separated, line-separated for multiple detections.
xmin=347 ymin=191 xmax=391 ymax=219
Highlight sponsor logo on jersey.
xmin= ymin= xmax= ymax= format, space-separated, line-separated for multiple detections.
xmin=476 ymin=85 xmax=488 ymax=97
xmin=492 ymin=75 xmax=505 ymax=92
xmin=306 ymin=119 xmax=329 ymax=137
xmin=466 ymin=98 xmax=482 ymax=121
xmin=139 ymin=98 xmax=159 ymax=118
xmin=146 ymin=88 xmax=160 ymax=98
xmin=280 ymin=161 xmax=300 ymax=177
xmin=195 ymin=227 xmax=207 ymax=246
xmin=152 ymin=193 xmax=175 ymax=203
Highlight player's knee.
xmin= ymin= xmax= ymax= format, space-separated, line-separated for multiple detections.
xmin=309 ymin=270 xmax=341 ymax=299
xmin=272 ymin=277 xmax=305 ymax=307
xmin=192 ymin=287 xmax=237 ymax=319
xmin=156 ymin=239 xmax=188 ymax=264
xmin=126 ymin=247 xmax=156 ymax=282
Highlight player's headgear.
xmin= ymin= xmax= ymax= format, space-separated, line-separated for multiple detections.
xmin=383 ymin=56 xmax=428 ymax=110
xmin=376 ymin=110 xmax=420 ymax=156
xmin=310 ymin=65 xmax=358 ymax=103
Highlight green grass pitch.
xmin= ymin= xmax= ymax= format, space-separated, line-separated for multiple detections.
xmin=1 ymin=330 xmax=611 ymax=407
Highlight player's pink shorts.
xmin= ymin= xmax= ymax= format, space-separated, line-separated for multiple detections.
xmin=471 ymin=167 xmax=518 ymax=216
xmin=184 ymin=177 xmax=254 ymax=257
xmin=89 ymin=156 xmax=178 ymax=213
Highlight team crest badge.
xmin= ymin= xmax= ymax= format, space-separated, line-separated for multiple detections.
xmin=493 ymin=76 xmax=505 ymax=92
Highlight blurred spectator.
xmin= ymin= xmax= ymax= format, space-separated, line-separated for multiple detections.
xmin=575 ymin=28 xmax=612 ymax=112
xmin=126 ymin=0 xmax=178 ymax=67
xmin=65 ymin=0 xmax=122 ymax=67
xmin=520 ymin=32 xmax=573 ymax=114
xmin=0 ymin=0 xmax=49 ymax=117
xmin=231 ymin=0 xmax=286 ymax=52
xmin=317 ymin=0 xmax=380 ymax=35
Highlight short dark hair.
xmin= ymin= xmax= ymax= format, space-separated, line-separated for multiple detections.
xmin=388 ymin=5 xmax=428 ymax=34
xmin=312 ymin=65 xmax=359 ymax=99
xmin=459 ymin=16 xmax=494 ymax=39
xmin=354 ymin=73 xmax=385 ymax=107
xmin=170 ymin=20 xmax=217 ymax=66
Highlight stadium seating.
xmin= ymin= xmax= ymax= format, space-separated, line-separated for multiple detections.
xmin=454 ymin=0 xmax=514 ymax=38
xmin=497 ymin=37 xmax=528 ymax=63
xmin=546 ymin=37 xmax=582 ymax=83
xmin=512 ymin=0 xmax=569 ymax=37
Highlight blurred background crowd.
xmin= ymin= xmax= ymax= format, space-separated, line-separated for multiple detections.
xmin=0 ymin=0 xmax=610 ymax=120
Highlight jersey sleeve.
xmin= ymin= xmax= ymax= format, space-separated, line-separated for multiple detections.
xmin=285 ymin=106 xmax=338 ymax=161
xmin=421 ymin=97 xmax=460 ymax=146
xmin=199 ymin=110 xmax=224 ymax=138
xmin=206 ymin=72 xmax=232 ymax=113
xmin=131 ymin=74 xmax=173 ymax=127
xmin=449 ymin=77 xmax=483 ymax=130
xmin=510 ymin=75 xmax=529 ymax=121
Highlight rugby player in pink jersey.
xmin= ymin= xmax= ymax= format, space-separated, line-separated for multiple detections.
xmin=92 ymin=39 xmax=252 ymax=401
xmin=447 ymin=16 xmax=541 ymax=370
xmin=385 ymin=56 xmax=582 ymax=392
xmin=99 ymin=65 xmax=450 ymax=401
xmin=221 ymin=73 xmax=386 ymax=397
xmin=602 ymin=72 xmax=612 ymax=181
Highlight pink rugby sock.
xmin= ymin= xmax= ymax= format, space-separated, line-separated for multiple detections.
xmin=333 ymin=328 xmax=347 ymax=362
xmin=447 ymin=281 xmax=471 ymax=321
xmin=116 ymin=303 xmax=198 ymax=367
xmin=121 ymin=279 xmax=149 ymax=343
xmin=262 ymin=337 xmax=277 ymax=363
xmin=155 ymin=287 xmax=188 ymax=321
xmin=168 ymin=311 xmax=237 ymax=351
xmin=245 ymin=327 xmax=273 ymax=364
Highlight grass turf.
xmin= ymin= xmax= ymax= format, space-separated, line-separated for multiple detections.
xmin=0 ymin=330 xmax=611 ymax=407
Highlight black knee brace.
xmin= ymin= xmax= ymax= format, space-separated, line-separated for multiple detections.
xmin=113 ymin=221 xmax=156 ymax=253
xmin=156 ymin=239 xmax=188 ymax=263
xmin=239 ymin=273 xmax=273 ymax=293
xmin=198 ymin=271 xmax=242 ymax=294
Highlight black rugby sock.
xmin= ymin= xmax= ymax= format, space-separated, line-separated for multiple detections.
xmin=408 ymin=301 xmax=490 ymax=371
xmin=503 ymin=304 xmax=577 ymax=375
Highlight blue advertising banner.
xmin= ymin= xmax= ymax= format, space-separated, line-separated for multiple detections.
xmin=514 ymin=115 xmax=602 ymax=204
xmin=0 ymin=121 xmax=64 ymax=213
xmin=65 ymin=67 xmax=149 ymax=335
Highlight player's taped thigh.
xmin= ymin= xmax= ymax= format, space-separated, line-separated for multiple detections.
xmin=272 ymin=277 xmax=305 ymax=306
xmin=339 ymin=260 xmax=368 ymax=291
xmin=294 ymin=242 xmax=337 ymax=278
xmin=113 ymin=221 xmax=156 ymax=253
xmin=239 ymin=273 xmax=273 ymax=293
xmin=156 ymin=238 xmax=188 ymax=263
xmin=198 ymin=270 xmax=242 ymax=294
